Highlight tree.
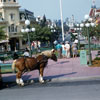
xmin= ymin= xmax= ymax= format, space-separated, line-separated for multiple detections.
xmin=22 ymin=18 xmax=60 ymax=45
xmin=81 ymin=24 xmax=100 ymax=40
xmin=22 ymin=24 xmax=52 ymax=43
xmin=31 ymin=24 xmax=51 ymax=42
xmin=0 ymin=26 xmax=6 ymax=40
xmin=50 ymin=26 xmax=61 ymax=43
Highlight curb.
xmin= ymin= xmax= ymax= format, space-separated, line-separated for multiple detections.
xmin=2 ymin=75 xmax=100 ymax=83
xmin=51 ymin=76 xmax=100 ymax=83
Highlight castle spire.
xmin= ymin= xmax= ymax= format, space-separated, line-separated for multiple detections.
xmin=92 ymin=0 xmax=96 ymax=8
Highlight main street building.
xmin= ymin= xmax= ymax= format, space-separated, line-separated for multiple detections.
xmin=0 ymin=0 xmax=35 ymax=51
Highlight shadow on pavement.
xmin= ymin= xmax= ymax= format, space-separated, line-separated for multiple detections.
xmin=57 ymin=61 xmax=70 ymax=64
xmin=1 ymin=72 xmax=77 ymax=89
xmin=44 ymin=72 xmax=77 ymax=80
xmin=27 ymin=72 xmax=77 ymax=83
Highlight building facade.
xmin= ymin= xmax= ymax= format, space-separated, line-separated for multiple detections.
xmin=0 ymin=0 xmax=35 ymax=51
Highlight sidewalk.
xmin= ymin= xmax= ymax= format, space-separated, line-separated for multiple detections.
xmin=2 ymin=50 xmax=100 ymax=83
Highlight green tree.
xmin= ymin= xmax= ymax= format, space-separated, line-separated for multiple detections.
xmin=81 ymin=24 xmax=100 ymax=39
xmin=0 ymin=26 xmax=6 ymax=40
xmin=31 ymin=24 xmax=51 ymax=42
xmin=22 ymin=24 xmax=52 ymax=43
xmin=94 ymin=24 xmax=100 ymax=37
xmin=50 ymin=26 xmax=60 ymax=43
xmin=22 ymin=20 xmax=60 ymax=45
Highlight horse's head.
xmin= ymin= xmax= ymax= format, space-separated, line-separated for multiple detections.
xmin=50 ymin=49 xmax=57 ymax=61
xmin=50 ymin=53 xmax=57 ymax=62
xmin=40 ymin=49 xmax=57 ymax=61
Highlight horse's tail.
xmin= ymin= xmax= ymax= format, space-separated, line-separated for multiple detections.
xmin=12 ymin=60 xmax=17 ymax=73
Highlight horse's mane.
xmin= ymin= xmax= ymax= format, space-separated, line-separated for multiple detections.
xmin=36 ymin=49 xmax=54 ymax=58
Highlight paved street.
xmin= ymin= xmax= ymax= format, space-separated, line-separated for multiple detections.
xmin=1 ymin=80 xmax=100 ymax=100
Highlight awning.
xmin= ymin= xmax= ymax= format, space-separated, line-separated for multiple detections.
xmin=0 ymin=40 xmax=9 ymax=44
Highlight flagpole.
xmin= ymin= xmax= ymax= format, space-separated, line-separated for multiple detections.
xmin=60 ymin=0 xmax=64 ymax=41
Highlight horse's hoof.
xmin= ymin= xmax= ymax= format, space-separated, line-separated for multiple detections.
xmin=40 ymin=80 xmax=45 ymax=84
xmin=20 ymin=83 xmax=24 ymax=87
xmin=30 ymin=80 xmax=34 ymax=83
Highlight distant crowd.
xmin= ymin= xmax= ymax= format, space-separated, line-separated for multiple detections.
xmin=54 ymin=40 xmax=78 ymax=59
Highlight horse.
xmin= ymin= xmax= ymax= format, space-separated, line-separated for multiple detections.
xmin=12 ymin=49 xmax=57 ymax=86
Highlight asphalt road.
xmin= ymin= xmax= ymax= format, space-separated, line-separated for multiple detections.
xmin=1 ymin=79 xmax=100 ymax=100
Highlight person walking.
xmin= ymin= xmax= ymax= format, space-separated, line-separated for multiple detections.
xmin=53 ymin=40 xmax=58 ymax=49
xmin=61 ymin=42 xmax=66 ymax=58
xmin=34 ymin=41 xmax=38 ymax=54
xmin=37 ymin=41 xmax=41 ymax=53
xmin=31 ymin=41 xmax=34 ymax=52
xmin=55 ymin=42 xmax=62 ymax=59
xmin=71 ymin=42 xmax=78 ymax=58
xmin=65 ymin=41 xmax=70 ymax=58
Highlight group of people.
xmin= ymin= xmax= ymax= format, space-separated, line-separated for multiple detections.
xmin=55 ymin=41 xmax=78 ymax=59
xmin=31 ymin=41 xmax=41 ymax=53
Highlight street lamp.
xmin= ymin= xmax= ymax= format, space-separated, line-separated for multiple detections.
xmin=80 ymin=23 xmax=84 ymax=28
xmin=74 ymin=23 xmax=83 ymax=50
xmin=50 ymin=25 xmax=57 ymax=48
xmin=76 ymin=23 xmax=80 ymax=50
xmin=84 ymin=14 xmax=95 ymax=65
xmin=21 ymin=19 xmax=35 ymax=57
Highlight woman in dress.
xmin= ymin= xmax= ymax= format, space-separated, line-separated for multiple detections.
xmin=72 ymin=43 xmax=78 ymax=58
xmin=62 ymin=42 xmax=66 ymax=58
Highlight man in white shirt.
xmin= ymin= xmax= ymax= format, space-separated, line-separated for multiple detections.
xmin=65 ymin=41 xmax=70 ymax=58
xmin=23 ymin=48 xmax=30 ymax=57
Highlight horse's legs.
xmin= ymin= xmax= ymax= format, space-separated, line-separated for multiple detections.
xmin=39 ymin=67 xmax=44 ymax=83
xmin=16 ymin=71 xmax=24 ymax=86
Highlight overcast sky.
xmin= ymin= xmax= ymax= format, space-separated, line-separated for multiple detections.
xmin=18 ymin=0 xmax=100 ymax=22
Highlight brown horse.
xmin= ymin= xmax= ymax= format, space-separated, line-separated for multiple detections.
xmin=12 ymin=50 xmax=57 ymax=86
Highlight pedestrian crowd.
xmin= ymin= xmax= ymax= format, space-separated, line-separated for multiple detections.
xmin=31 ymin=41 xmax=41 ymax=53
xmin=54 ymin=40 xmax=78 ymax=59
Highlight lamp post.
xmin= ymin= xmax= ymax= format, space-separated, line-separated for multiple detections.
xmin=75 ymin=23 xmax=83 ymax=50
xmin=50 ymin=25 xmax=57 ymax=48
xmin=21 ymin=19 xmax=35 ymax=57
xmin=84 ymin=14 xmax=95 ymax=65
xmin=76 ymin=23 xmax=80 ymax=50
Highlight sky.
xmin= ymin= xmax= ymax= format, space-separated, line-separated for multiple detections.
xmin=18 ymin=0 xmax=100 ymax=22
